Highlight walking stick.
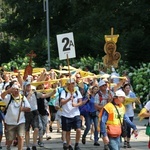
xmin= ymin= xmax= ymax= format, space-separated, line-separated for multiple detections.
xmin=17 ymin=92 xmax=24 ymax=123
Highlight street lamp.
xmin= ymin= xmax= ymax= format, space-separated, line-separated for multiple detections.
xmin=43 ymin=0 xmax=50 ymax=70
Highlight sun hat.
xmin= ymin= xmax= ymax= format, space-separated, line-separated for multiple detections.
xmin=98 ymin=80 xmax=106 ymax=87
xmin=24 ymin=81 xmax=31 ymax=87
xmin=12 ymin=84 xmax=19 ymax=89
xmin=115 ymin=90 xmax=126 ymax=97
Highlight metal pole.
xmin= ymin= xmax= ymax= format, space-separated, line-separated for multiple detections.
xmin=44 ymin=0 xmax=50 ymax=69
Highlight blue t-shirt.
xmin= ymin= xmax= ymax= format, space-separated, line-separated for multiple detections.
xmin=89 ymin=96 xmax=97 ymax=113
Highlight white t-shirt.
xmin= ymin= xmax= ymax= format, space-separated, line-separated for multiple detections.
xmin=27 ymin=92 xmax=42 ymax=111
xmin=3 ymin=94 xmax=31 ymax=125
xmin=144 ymin=101 xmax=150 ymax=123
xmin=111 ymin=72 xmax=120 ymax=84
xmin=125 ymin=91 xmax=136 ymax=117
xmin=60 ymin=90 xmax=82 ymax=118
xmin=0 ymin=83 xmax=4 ymax=94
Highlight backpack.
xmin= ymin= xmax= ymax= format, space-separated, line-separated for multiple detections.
xmin=79 ymin=97 xmax=90 ymax=116
xmin=77 ymin=83 xmax=88 ymax=97
xmin=4 ymin=94 xmax=13 ymax=115
xmin=2 ymin=81 xmax=6 ymax=90
xmin=98 ymin=91 xmax=103 ymax=103
xmin=58 ymin=88 xmax=78 ymax=107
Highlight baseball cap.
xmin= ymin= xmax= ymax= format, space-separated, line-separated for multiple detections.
xmin=102 ymin=78 xmax=109 ymax=83
xmin=24 ymin=81 xmax=31 ymax=87
xmin=67 ymin=78 xmax=75 ymax=84
xmin=115 ymin=90 xmax=126 ymax=97
xmin=12 ymin=84 xmax=19 ymax=89
xmin=98 ymin=80 xmax=106 ymax=87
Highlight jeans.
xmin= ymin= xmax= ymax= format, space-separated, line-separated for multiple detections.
xmin=127 ymin=116 xmax=134 ymax=138
xmin=108 ymin=136 xmax=121 ymax=150
xmin=82 ymin=112 xmax=98 ymax=142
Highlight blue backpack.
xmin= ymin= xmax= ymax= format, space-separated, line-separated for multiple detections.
xmin=79 ymin=97 xmax=91 ymax=116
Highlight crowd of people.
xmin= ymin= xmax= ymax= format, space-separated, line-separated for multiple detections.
xmin=0 ymin=66 xmax=146 ymax=150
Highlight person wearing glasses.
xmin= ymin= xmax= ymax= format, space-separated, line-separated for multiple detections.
xmin=94 ymin=79 xmax=114 ymax=149
xmin=95 ymin=80 xmax=113 ymax=110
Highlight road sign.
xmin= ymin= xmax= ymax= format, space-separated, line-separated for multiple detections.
xmin=56 ymin=32 xmax=76 ymax=60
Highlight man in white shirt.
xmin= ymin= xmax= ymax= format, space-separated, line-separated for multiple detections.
xmin=60 ymin=78 xmax=82 ymax=150
xmin=1 ymin=82 xmax=31 ymax=150
xmin=24 ymin=81 xmax=55 ymax=150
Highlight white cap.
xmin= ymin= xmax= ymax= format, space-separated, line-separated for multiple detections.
xmin=103 ymin=78 xmax=108 ymax=82
xmin=67 ymin=78 xmax=75 ymax=84
xmin=115 ymin=90 xmax=126 ymax=97
xmin=12 ymin=84 xmax=19 ymax=89
xmin=98 ymin=80 xmax=106 ymax=87
xmin=24 ymin=81 xmax=31 ymax=87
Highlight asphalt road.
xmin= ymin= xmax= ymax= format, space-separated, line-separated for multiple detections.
xmin=1 ymin=114 xmax=149 ymax=150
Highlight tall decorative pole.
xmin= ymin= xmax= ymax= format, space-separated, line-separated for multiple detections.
xmin=102 ymin=27 xmax=121 ymax=69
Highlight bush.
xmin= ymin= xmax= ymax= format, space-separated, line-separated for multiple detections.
xmin=128 ymin=62 xmax=150 ymax=104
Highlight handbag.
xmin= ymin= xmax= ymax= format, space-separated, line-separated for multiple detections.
xmin=79 ymin=98 xmax=90 ymax=116
xmin=146 ymin=123 xmax=150 ymax=136
xmin=113 ymin=103 xmax=127 ymax=138
xmin=107 ymin=124 xmax=122 ymax=137
xmin=121 ymin=120 xmax=127 ymax=137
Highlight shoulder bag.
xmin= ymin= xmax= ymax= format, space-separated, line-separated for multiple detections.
xmin=113 ymin=104 xmax=127 ymax=137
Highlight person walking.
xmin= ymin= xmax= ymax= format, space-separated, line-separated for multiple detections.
xmin=60 ymin=78 xmax=82 ymax=150
xmin=99 ymin=90 xmax=138 ymax=150
xmin=36 ymin=84 xmax=55 ymax=147
xmin=81 ymin=85 xmax=100 ymax=146
xmin=1 ymin=81 xmax=31 ymax=150
xmin=122 ymin=82 xmax=137 ymax=148
xmin=24 ymin=81 xmax=55 ymax=150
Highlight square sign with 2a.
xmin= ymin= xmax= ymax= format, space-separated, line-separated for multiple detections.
xmin=56 ymin=32 xmax=76 ymax=60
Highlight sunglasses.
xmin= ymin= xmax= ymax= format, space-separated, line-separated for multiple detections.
xmin=76 ymin=76 xmax=81 ymax=78
xmin=13 ymin=88 xmax=19 ymax=91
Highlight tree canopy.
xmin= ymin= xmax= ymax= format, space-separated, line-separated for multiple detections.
xmin=0 ymin=0 xmax=149 ymax=67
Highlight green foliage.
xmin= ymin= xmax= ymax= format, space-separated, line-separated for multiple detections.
xmin=0 ymin=0 xmax=150 ymax=68
xmin=128 ymin=62 xmax=150 ymax=103
xmin=1 ymin=56 xmax=36 ymax=71
xmin=0 ymin=41 xmax=12 ymax=64
xmin=50 ymin=56 xmax=102 ymax=73
xmin=0 ymin=0 xmax=149 ymax=105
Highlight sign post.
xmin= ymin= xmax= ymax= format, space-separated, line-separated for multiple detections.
xmin=56 ymin=32 xmax=76 ymax=77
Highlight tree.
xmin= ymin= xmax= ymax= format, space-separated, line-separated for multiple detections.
xmin=1 ymin=0 xmax=149 ymax=67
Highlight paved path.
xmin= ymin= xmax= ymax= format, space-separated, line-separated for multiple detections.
xmin=1 ymin=114 xmax=149 ymax=150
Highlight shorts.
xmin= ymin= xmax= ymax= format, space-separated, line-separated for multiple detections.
xmin=61 ymin=115 xmax=81 ymax=131
xmin=39 ymin=115 xmax=48 ymax=136
xmin=55 ymin=110 xmax=62 ymax=125
xmin=49 ymin=106 xmax=57 ymax=121
xmin=25 ymin=111 xmax=39 ymax=131
xmin=5 ymin=123 xmax=25 ymax=141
